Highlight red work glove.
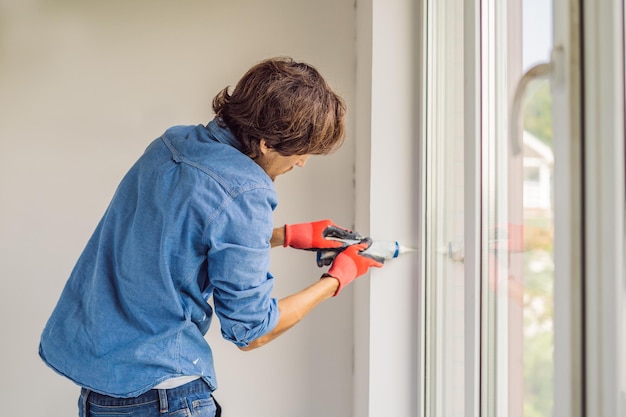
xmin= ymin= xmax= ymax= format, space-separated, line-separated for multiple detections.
xmin=325 ymin=239 xmax=384 ymax=296
xmin=283 ymin=219 xmax=362 ymax=250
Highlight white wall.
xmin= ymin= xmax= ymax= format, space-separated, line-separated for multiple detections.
xmin=0 ymin=1 xmax=356 ymax=416
xmin=354 ymin=0 xmax=422 ymax=416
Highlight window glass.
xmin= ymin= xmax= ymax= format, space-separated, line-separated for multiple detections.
xmin=424 ymin=1 xmax=554 ymax=416
xmin=481 ymin=0 xmax=554 ymax=416
xmin=521 ymin=2 xmax=554 ymax=416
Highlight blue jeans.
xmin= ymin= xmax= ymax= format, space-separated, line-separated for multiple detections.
xmin=78 ymin=379 xmax=220 ymax=417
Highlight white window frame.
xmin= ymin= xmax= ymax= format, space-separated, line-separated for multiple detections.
xmin=579 ymin=1 xmax=625 ymax=416
xmin=354 ymin=1 xmax=625 ymax=416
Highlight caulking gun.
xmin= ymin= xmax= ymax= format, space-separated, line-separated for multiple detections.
xmin=316 ymin=233 xmax=415 ymax=267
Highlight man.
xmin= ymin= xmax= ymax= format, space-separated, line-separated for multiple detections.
xmin=39 ymin=57 xmax=383 ymax=417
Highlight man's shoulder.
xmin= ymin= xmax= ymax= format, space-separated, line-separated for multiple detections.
xmin=158 ymin=124 xmax=274 ymax=195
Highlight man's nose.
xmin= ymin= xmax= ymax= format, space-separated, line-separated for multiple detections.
xmin=295 ymin=155 xmax=310 ymax=167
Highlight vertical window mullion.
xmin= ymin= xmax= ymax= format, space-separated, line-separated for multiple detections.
xmin=463 ymin=0 xmax=482 ymax=416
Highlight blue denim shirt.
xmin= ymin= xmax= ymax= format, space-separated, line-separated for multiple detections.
xmin=39 ymin=120 xmax=280 ymax=398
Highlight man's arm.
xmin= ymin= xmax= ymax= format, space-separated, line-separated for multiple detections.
xmin=242 ymin=225 xmax=329 ymax=351
xmin=239 ymin=276 xmax=338 ymax=351
xmin=239 ymin=241 xmax=383 ymax=351
xmin=270 ymin=226 xmax=285 ymax=248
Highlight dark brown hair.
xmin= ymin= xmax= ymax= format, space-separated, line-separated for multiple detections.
xmin=212 ymin=57 xmax=346 ymax=160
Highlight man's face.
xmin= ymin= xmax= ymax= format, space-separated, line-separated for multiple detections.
xmin=256 ymin=145 xmax=310 ymax=181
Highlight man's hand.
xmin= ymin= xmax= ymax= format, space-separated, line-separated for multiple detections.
xmin=283 ymin=220 xmax=363 ymax=250
xmin=325 ymin=239 xmax=384 ymax=296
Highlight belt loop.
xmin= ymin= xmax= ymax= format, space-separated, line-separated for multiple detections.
xmin=80 ymin=388 xmax=91 ymax=417
xmin=158 ymin=389 xmax=169 ymax=413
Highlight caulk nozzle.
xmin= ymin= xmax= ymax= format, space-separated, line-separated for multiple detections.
xmin=397 ymin=245 xmax=416 ymax=256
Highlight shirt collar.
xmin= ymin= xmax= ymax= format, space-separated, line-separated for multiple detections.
xmin=205 ymin=118 xmax=243 ymax=152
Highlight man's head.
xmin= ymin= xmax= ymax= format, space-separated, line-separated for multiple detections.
xmin=212 ymin=57 xmax=347 ymax=167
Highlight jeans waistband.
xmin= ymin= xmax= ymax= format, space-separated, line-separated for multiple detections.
xmin=86 ymin=378 xmax=211 ymax=407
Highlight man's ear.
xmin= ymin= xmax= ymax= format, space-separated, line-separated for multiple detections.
xmin=259 ymin=139 xmax=270 ymax=155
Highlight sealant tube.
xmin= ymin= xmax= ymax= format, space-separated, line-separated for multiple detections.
xmin=361 ymin=240 xmax=413 ymax=260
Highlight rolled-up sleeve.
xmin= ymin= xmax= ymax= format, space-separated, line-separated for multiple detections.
xmin=205 ymin=188 xmax=279 ymax=347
